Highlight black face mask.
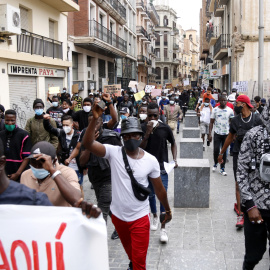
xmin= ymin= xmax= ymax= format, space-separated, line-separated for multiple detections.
xmin=234 ymin=105 xmax=243 ymax=115
xmin=124 ymin=139 xmax=142 ymax=152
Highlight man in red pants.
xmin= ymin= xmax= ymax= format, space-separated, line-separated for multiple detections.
xmin=83 ymin=104 xmax=172 ymax=270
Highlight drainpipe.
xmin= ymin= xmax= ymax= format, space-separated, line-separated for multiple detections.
xmin=258 ymin=0 xmax=264 ymax=97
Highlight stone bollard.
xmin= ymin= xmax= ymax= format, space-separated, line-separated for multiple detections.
xmin=186 ymin=110 xmax=197 ymax=116
xmin=185 ymin=115 xmax=198 ymax=128
xmin=174 ymin=158 xmax=210 ymax=208
xmin=182 ymin=127 xmax=200 ymax=138
xmin=180 ymin=138 xmax=203 ymax=159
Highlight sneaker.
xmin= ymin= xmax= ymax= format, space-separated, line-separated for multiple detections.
xmin=151 ymin=217 xmax=159 ymax=231
xmin=111 ymin=229 xmax=119 ymax=240
xmin=207 ymin=140 xmax=210 ymax=146
xmin=160 ymin=228 xmax=168 ymax=243
xmin=203 ymin=146 xmax=205 ymax=151
xmin=212 ymin=164 xmax=218 ymax=172
xmin=220 ymin=169 xmax=227 ymax=176
xmin=234 ymin=203 xmax=240 ymax=215
xmin=177 ymin=131 xmax=179 ymax=134
xmin=236 ymin=215 xmax=244 ymax=228
xmin=127 ymin=261 xmax=133 ymax=270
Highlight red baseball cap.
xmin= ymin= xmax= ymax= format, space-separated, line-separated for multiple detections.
xmin=236 ymin=95 xmax=253 ymax=108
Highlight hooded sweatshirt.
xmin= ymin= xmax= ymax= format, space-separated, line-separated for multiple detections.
xmin=237 ymin=105 xmax=270 ymax=215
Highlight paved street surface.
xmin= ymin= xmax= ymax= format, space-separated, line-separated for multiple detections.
xmin=83 ymin=122 xmax=269 ymax=270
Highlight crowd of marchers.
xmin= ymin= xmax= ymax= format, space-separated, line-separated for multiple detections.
xmin=0 ymin=85 xmax=270 ymax=270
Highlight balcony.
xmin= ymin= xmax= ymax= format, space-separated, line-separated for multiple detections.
xmin=173 ymin=28 xmax=179 ymax=35
xmin=206 ymin=26 xmax=219 ymax=46
xmin=136 ymin=26 xmax=148 ymax=41
xmin=137 ymin=55 xmax=152 ymax=66
xmin=148 ymin=4 xmax=159 ymax=25
xmin=205 ymin=0 xmax=212 ymax=17
xmin=136 ymin=0 xmax=145 ymax=11
xmin=17 ymin=29 xmax=62 ymax=59
xmin=93 ymin=0 xmax=126 ymax=25
xmin=74 ymin=20 xmax=127 ymax=58
xmin=173 ymin=43 xmax=179 ymax=50
xmin=214 ymin=1 xmax=225 ymax=17
xmin=206 ymin=57 xmax=213 ymax=65
xmin=40 ymin=0 xmax=79 ymax=12
xmin=214 ymin=34 xmax=230 ymax=60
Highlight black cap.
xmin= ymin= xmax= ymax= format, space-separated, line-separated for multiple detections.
xmin=120 ymin=117 xmax=143 ymax=136
xmin=27 ymin=141 xmax=56 ymax=160
xmin=261 ymin=98 xmax=266 ymax=104
xmin=0 ymin=104 xmax=5 ymax=112
xmin=119 ymin=107 xmax=130 ymax=114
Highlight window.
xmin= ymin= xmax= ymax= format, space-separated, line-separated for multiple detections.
xmin=20 ymin=6 xmax=29 ymax=31
xmin=72 ymin=53 xmax=78 ymax=81
xmin=156 ymin=67 xmax=161 ymax=79
xmin=164 ymin=48 xmax=168 ymax=58
xmin=108 ymin=62 xmax=115 ymax=84
xmin=164 ymin=67 xmax=168 ymax=80
xmin=87 ymin=56 xmax=91 ymax=68
xmin=163 ymin=16 xmax=168 ymax=27
xmin=164 ymin=32 xmax=168 ymax=46
xmin=49 ymin=20 xmax=54 ymax=39
xmin=99 ymin=59 xmax=106 ymax=78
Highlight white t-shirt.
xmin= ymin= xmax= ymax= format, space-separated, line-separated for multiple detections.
xmin=200 ymin=106 xmax=211 ymax=124
xmin=104 ymin=144 xmax=160 ymax=222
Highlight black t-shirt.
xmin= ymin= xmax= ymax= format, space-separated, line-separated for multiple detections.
xmin=46 ymin=107 xmax=64 ymax=128
xmin=141 ymin=121 xmax=175 ymax=170
xmin=257 ymin=105 xmax=264 ymax=114
xmin=0 ymin=180 xmax=52 ymax=206
xmin=73 ymin=110 xmax=89 ymax=131
xmin=229 ymin=113 xmax=263 ymax=153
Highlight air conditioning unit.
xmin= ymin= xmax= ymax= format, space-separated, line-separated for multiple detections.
xmin=0 ymin=4 xmax=21 ymax=36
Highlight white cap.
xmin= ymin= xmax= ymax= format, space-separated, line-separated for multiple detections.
xmin=228 ymin=94 xmax=236 ymax=102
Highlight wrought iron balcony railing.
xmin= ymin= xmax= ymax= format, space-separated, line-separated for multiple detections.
xmin=17 ymin=29 xmax=63 ymax=59
xmin=89 ymin=20 xmax=127 ymax=52
xmin=213 ymin=34 xmax=230 ymax=57
xmin=108 ymin=0 xmax=126 ymax=20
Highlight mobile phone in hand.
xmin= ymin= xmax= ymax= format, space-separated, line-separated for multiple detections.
xmin=97 ymin=100 xmax=106 ymax=110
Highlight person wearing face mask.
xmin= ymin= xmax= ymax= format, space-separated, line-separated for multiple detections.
xmin=71 ymin=92 xmax=83 ymax=112
xmin=119 ymin=94 xmax=134 ymax=116
xmin=134 ymin=96 xmax=143 ymax=117
xmin=198 ymin=98 xmax=212 ymax=150
xmin=25 ymin=99 xmax=58 ymax=150
xmin=217 ymin=95 xmax=262 ymax=229
xmin=0 ymin=104 xmax=5 ymax=131
xmin=164 ymin=97 xmax=183 ymax=134
xmin=73 ymin=97 xmax=93 ymax=131
xmin=138 ymin=105 xmax=148 ymax=123
xmin=20 ymin=141 xmax=82 ymax=207
xmin=46 ymin=96 xmax=63 ymax=128
xmin=140 ymin=102 xmax=177 ymax=243
xmin=82 ymin=106 xmax=172 ymax=270
xmin=0 ymin=110 xmax=32 ymax=182
xmin=115 ymin=107 xmax=130 ymax=133
xmin=62 ymin=99 xmax=74 ymax=118
xmin=179 ymin=90 xmax=190 ymax=117
xmin=43 ymin=114 xmax=83 ymax=186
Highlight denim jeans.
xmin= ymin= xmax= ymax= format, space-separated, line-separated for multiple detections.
xmin=213 ymin=132 xmax=228 ymax=169
xmin=149 ymin=172 xmax=168 ymax=214
xmin=177 ymin=119 xmax=180 ymax=132
xmin=102 ymin=114 xmax=112 ymax=122
xmin=75 ymin=170 xmax=84 ymax=186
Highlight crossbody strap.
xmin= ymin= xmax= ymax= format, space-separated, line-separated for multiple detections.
xmin=121 ymin=147 xmax=136 ymax=183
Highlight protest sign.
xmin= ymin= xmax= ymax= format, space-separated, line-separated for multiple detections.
xmin=137 ymin=82 xmax=146 ymax=92
xmin=151 ymin=89 xmax=162 ymax=97
xmin=104 ymin=84 xmax=121 ymax=96
xmin=157 ymin=85 xmax=162 ymax=89
xmin=233 ymin=81 xmax=248 ymax=93
xmin=0 ymin=205 xmax=109 ymax=270
xmin=128 ymin=81 xmax=138 ymax=88
xmin=72 ymin=84 xmax=79 ymax=94
xmin=48 ymin=87 xmax=60 ymax=95
xmin=145 ymin=85 xmax=155 ymax=93
xmin=183 ymin=79 xmax=189 ymax=86
xmin=134 ymin=90 xmax=145 ymax=101
xmin=166 ymin=83 xmax=173 ymax=89
xmin=172 ymin=79 xmax=179 ymax=87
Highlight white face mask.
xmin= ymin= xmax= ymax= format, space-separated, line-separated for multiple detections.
xmin=63 ymin=126 xmax=72 ymax=134
xmin=170 ymin=101 xmax=175 ymax=105
xmin=83 ymin=106 xmax=91 ymax=113
xmin=150 ymin=120 xmax=159 ymax=128
xmin=139 ymin=114 xmax=147 ymax=121
xmin=63 ymin=108 xmax=70 ymax=113
xmin=142 ymin=101 xmax=147 ymax=104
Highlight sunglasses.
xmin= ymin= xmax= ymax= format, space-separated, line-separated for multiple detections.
xmin=148 ymin=114 xmax=158 ymax=118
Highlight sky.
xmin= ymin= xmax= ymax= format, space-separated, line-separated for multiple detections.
xmin=168 ymin=0 xmax=202 ymax=33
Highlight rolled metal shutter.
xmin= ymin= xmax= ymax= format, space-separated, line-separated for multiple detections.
xmin=9 ymin=76 xmax=37 ymax=128
xmin=45 ymin=77 xmax=63 ymax=109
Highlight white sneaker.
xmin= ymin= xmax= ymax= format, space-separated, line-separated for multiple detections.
xmin=160 ymin=228 xmax=168 ymax=243
xmin=220 ymin=169 xmax=227 ymax=176
xmin=212 ymin=165 xmax=217 ymax=172
xmin=151 ymin=217 xmax=158 ymax=231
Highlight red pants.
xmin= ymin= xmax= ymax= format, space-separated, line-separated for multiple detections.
xmin=111 ymin=214 xmax=150 ymax=270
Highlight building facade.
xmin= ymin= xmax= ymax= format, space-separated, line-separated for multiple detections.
xmin=0 ymin=0 xmax=78 ymax=127
xmin=154 ymin=5 xmax=180 ymax=86
xmin=68 ymin=0 xmax=137 ymax=94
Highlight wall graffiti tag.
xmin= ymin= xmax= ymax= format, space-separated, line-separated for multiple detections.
xmin=12 ymin=104 xmax=26 ymax=128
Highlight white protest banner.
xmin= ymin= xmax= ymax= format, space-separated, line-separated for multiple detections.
xmin=137 ymin=82 xmax=146 ymax=92
xmin=151 ymin=89 xmax=161 ymax=97
xmin=183 ymin=79 xmax=189 ymax=86
xmin=145 ymin=85 xmax=155 ymax=93
xmin=128 ymin=81 xmax=138 ymax=88
xmin=0 ymin=205 xmax=109 ymax=270
xmin=48 ymin=87 xmax=60 ymax=95
xmin=233 ymin=81 xmax=249 ymax=93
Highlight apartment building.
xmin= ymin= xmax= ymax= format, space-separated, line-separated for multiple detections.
xmin=67 ymin=0 xmax=137 ymax=94
xmin=204 ymin=0 xmax=270 ymax=93
xmin=0 ymin=0 xmax=78 ymax=127
xmin=154 ymin=4 xmax=180 ymax=86
xmin=136 ymin=0 xmax=159 ymax=85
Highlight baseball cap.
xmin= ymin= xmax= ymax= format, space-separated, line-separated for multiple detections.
xmin=27 ymin=141 xmax=56 ymax=160
xmin=120 ymin=107 xmax=130 ymax=114
xmin=228 ymin=94 xmax=236 ymax=102
xmin=236 ymin=95 xmax=253 ymax=108
xmin=261 ymin=98 xmax=266 ymax=104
